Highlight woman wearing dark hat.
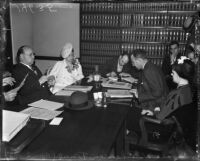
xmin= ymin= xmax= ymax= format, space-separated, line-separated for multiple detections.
xmin=156 ymin=56 xmax=197 ymax=150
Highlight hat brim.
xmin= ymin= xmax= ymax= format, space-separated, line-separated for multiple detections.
xmin=64 ymin=101 xmax=93 ymax=111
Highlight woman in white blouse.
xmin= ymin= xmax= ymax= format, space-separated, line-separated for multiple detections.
xmin=48 ymin=43 xmax=84 ymax=94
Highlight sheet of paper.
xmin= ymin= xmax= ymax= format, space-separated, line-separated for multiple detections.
xmin=49 ymin=117 xmax=63 ymax=125
xmin=28 ymin=99 xmax=64 ymax=111
xmin=55 ymin=90 xmax=75 ymax=96
xmin=107 ymin=89 xmax=133 ymax=98
xmin=21 ymin=107 xmax=63 ymax=121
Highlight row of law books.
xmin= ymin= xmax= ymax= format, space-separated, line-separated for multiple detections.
xmin=81 ymin=42 xmax=120 ymax=51
xmin=81 ymin=2 xmax=196 ymax=12
xmin=81 ymin=14 xmax=119 ymax=27
xmin=122 ymin=28 xmax=188 ymax=43
xmin=81 ymin=28 xmax=121 ymax=41
xmin=81 ymin=50 xmax=121 ymax=57
xmin=122 ymin=43 xmax=186 ymax=57
xmin=81 ymin=28 xmax=188 ymax=43
xmin=81 ymin=13 xmax=192 ymax=28
xmin=81 ymin=55 xmax=110 ymax=66
xmin=121 ymin=13 xmax=191 ymax=27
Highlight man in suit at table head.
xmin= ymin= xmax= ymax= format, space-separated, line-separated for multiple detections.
xmin=129 ymin=49 xmax=168 ymax=112
xmin=12 ymin=45 xmax=53 ymax=105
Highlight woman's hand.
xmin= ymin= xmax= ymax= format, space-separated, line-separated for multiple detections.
xmin=39 ymin=75 xmax=48 ymax=85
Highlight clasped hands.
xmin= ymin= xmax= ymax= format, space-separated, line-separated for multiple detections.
xmin=39 ymin=75 xmax=56 ymax=87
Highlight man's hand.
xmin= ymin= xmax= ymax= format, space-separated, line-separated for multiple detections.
xmin=3 ymin=90 xmax=17 ymax=102
xmin=39 ymin=75 xmax=48 ymax=85
xmin=141 ymin=109 xmax=153 ymax=116
xmin=106 ymin=72 xmax=117 ymax=77
xmin=3 ymin=77 xmax=15 ymax=86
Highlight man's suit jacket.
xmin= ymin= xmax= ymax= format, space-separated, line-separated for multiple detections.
xmin=137 ymin=61 xmax=169 ymax=111
xmin=161 ymin=53 xmax=181 ymax=90
xmin=12 ymin=63 xmax=51 ymax=105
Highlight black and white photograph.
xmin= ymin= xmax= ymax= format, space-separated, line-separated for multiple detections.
xmin=0 ymin=0 xmax=199 ymax=160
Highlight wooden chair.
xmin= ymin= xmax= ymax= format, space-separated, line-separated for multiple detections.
xmin=125 ymin=115 xmax=182 ymax=156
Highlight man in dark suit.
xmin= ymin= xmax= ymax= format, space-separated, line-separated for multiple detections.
xmin=126 ymin=49 xmax=168 ymax=133
xmin=162 ymin=41 xmax=182 ymax=91
xmin=12 ymin=45 xmax=53 ymax=105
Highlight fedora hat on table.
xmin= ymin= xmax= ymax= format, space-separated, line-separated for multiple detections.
xmin=64 ymin=91 xmax=93 ymax=110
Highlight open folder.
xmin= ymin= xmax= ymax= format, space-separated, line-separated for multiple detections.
xmin=3 ymin=110 xmax=30 ymax=142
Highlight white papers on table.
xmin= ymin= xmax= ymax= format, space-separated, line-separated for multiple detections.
xmin=28 ymin=99 xmax=64 ymax=111
xmin=21 ymin=107 xmax=63 ymax=121
xmin=63 ymin=85 xmax=93 ymax=92
xmin=101 ymin=81 xmax=132 ymax=89
xmin=107 ymin=89 xmax=133 ymax=98
xmin=3 ymin=110 xmax=30 ymax=142
xmin=55 ymin=90 xmax=75 ymax=96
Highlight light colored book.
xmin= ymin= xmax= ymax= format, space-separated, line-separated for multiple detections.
xmin=101 ymin=81 xmax=132 ymax=89
xmin=107 ymin=89 xmax=133 ymax=98
xmin=28 ymin=99 xmax=64 ymax=111
xmin=21 ymin=107 xmax=63 ymax=121
xmin=3 ymin=110 xmax=30 ymax=142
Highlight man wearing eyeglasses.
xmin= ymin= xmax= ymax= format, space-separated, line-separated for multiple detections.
xmin=162 ymin=41 xmax=182 ymax=91
xmin=12 ymin=45 xmax=53 ymax=105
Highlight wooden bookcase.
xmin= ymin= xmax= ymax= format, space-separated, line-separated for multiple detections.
xmin=80 ymin=2 xmax=197 ymax=76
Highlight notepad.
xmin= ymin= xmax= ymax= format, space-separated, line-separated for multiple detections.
xmin=107 ymin=89 xmax=133 ymax=98
xmin=28 ymin=99 xmax=64 ymax=111
xmin=3 ymin=110 xmax=30 ymax=142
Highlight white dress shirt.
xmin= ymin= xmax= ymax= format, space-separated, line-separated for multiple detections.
xmin=49 ymin=59 xmax=84 ymax=93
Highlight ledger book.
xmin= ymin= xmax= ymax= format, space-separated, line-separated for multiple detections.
xmin=2 ymin=110 xmax=30 ymax=142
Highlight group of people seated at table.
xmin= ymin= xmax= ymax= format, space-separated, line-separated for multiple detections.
xmin=2 ymin=40 xmax=198 ymax=151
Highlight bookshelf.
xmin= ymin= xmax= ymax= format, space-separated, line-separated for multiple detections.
xmin=80 ymin=2 xmax=197 ymax=76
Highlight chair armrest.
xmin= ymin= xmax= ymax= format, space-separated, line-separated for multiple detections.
xmin=142 ymin=116 xmax=162 ymax=124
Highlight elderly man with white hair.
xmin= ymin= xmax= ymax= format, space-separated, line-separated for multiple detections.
xmin=48 ymin=43 xmax=84 ymax=94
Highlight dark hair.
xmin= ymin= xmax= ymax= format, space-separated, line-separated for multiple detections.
xmin=16 ymin=45 xmax=30 ymax=63
xmin=169 ymin=40 xmax=179 ymax=47
xmin=172 ymin=59 xmax=195 ymax=85
xmin=131 ymin=49 xmax=147 ymax=59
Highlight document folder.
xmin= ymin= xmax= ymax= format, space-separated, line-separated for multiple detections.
xmin=3 ymin=110 xmax=30 ymax=142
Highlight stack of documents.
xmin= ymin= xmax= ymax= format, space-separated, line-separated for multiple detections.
xmin=20 ymin=99 xmax=63 ymax=120
xmin=63 ymin=85 xmax=93 ymax=92
xmin=101 ymin=81 xmax=132 ymax=89
xmin=107 ymin=89 xmax=133 ymax=98
xmin=3 ymin=110 xmax=30 ymax=142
